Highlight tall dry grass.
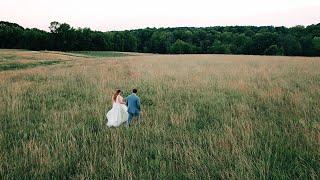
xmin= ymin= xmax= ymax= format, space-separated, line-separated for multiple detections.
xmin=0 ymin=50 xmax=320 ymax=179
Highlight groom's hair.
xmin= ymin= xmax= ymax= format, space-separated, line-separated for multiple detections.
xmin=132 ymin=89 xmax=137 ymax=93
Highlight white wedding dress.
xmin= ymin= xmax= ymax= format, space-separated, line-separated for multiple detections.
xmin=106 ymin=95 xmax=129 ymax=127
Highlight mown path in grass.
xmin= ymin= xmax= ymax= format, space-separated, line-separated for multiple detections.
xmin=0 ymin=61 xmax=61 ymax=71
xmin=69 ymin=51 xmax=131 ymax=57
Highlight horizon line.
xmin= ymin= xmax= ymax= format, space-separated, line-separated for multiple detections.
xmin=2 ymin=20 xmax=320 ymax=32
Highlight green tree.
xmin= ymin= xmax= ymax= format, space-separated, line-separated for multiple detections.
xmin=123 ymin=31 xmax=138 ymax=52
xmin=250 ymin=32 xmax=278 ymax=55
xmin=280 ymin=35 xmax=302 ymax=56
xmin=230 ymin=33 xmax=251 ymax=54
xmin=0 ymin=21 xmax=24 ymax=48
xmin=173 ymin=29 xmax=193 ymax=43
xmin=133 ymin=28 xmax=154 ymax=52
xmin=264 ymin=45 xmax=284 ymax=56
xmin=300 ymin=36 xmax=316 ymax=56
xmin=312 ymin=37 xmax=320 ymax=56
xmin=22 ymin=28 xmax=49 ymax=50
xmin=49 ymin=21 xmax=60 ymax=33
xmin=170 ymin=39 xmax=196 ymax=54
xmin=149 ymin=30 xmax=174 ymax=53
xmin=208 ymin=41 xmax=231 ymax=54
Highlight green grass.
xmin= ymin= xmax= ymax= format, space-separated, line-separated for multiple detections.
xmin=69 ymin=51 xmax=130 ymax=57
xmin=0 ymin=51 xmax=319 ymax=179
xmin=0 ymin=55 xmax=19 ymax=61
xmin=0 ymin=61 xmax=61 ymax=71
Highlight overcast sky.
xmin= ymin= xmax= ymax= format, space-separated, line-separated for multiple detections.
xmin=1 ymin=0 xmax=319 ymax=31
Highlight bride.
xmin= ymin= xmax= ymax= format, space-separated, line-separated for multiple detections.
xmin=106 ymin=89 xmax=129 ymax=127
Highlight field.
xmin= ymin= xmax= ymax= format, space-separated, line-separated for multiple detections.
xmin=0 ymin=49 xmax=319 ymax=179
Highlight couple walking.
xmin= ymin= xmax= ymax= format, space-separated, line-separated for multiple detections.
xmin=106 ymin=89 xmax=141 ymax=127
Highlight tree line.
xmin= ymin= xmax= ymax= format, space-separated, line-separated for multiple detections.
xmin=0 ymin=21 xmax=319 ymax=56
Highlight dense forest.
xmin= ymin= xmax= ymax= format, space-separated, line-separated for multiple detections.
xmin=0 ymin=21 xmax=319 ymax=56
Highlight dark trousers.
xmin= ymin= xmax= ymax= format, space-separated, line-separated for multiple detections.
xmin=127 ymin=112 xmax=140 ymax=126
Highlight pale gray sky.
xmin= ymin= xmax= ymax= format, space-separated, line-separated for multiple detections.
xmin=1 ymin=0 xmax=319 ymax=31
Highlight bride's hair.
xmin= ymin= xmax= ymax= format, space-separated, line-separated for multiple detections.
xmin=112 ymin=89 xmax=121 ymax=102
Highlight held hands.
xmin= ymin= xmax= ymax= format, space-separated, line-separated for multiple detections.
xmin=120 ymin=96 xmax=126 ymax=104
xmin=121 ymin=99 xmax=127 ymax=105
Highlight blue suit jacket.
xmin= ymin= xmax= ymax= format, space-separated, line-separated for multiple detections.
xmin=126 ymin=93 xmax=141 ymax=114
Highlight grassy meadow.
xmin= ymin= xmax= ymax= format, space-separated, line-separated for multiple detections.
xmin=0 ymin=49 xmax=320 ymax=179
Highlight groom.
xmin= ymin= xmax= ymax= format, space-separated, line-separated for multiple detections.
xmin=126 ymin=88 xmax=141 ymax=127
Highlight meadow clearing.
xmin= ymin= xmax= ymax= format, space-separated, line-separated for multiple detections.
xmin=0 ymin=49 xmax=319 ymax=179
